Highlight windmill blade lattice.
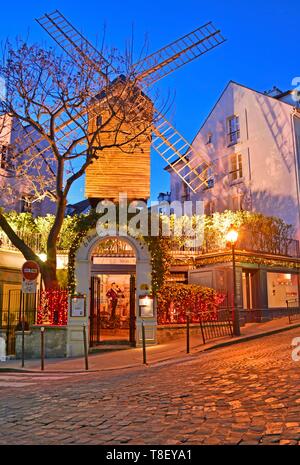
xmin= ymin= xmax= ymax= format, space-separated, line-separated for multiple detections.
xmin=134 ymin=22 xmax=225 ymax=86
xmin=34 ymin=11 xmax=224 ymax=196
xmin=152 ymin=112 xmax=212 ymax=193
xmin=36 ymin=10 xmax=116 ymax=77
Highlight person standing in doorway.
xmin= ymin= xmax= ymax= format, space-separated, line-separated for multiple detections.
xmin=106 ymin=282 xmax=118 ymax=321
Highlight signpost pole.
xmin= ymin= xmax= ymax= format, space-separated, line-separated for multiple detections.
xmin=21 ymin=293 xmax=25 ymax=368
xmin=20 ymin=261 xmax=40 ymax=367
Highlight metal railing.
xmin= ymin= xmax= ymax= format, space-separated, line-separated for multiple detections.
xmin=168 ymin=229 xmax=300 ymax=258
xmin=199 ymin=308 xmax=233 ymax=344
xmin=202 ymin=229 xmax=300 ymax=258
xmin=239 ymin=306 xmax=300 ymax=324
xmin=0 ymin=290 xmax=38 ymax=355
xmin=286 ymin=299 xmax=300 ymax=324
xmin=0 ymin=230 xmax=43 ymax=254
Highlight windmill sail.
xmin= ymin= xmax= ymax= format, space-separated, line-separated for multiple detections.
xmin=134 ymin=22 xmax=225 ymax=86
xmin=36 ymin=10 xmax=116 ymax=77
xmin=34 ymin=11 xmax=221 ymax=197
xmin=152 ymin=112 xmax=212 ymax=193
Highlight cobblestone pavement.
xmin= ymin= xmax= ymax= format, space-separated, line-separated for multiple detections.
xmin=1 ymin=329 xmax=300 ymax=445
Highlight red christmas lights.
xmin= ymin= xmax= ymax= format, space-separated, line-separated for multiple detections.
xmin=37 ymin=289 xmax=68 ymax=325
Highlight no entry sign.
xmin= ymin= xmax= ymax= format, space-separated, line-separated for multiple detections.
xmin=22 ymin=261 xmax=40 ymax=281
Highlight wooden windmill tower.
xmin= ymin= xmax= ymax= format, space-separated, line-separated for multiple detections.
xmin=35 ymin=10 xmax=226 ymax=204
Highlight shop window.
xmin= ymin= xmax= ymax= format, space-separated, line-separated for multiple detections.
xmin=267 ymin=272 xmax=299 ymax=308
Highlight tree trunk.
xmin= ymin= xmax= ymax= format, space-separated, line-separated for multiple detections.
xmin=41 ymin=262 xmax=59 ymax=290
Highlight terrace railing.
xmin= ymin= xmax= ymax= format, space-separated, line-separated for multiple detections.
xmin=286 ymin=299 xmax=300 ymax=324
xmin=0 ymin=230 xmax=43 ymax=254
xmin=202 ymin=229 xmax=300 ymax=258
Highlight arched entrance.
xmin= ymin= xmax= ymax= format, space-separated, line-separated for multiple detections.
xmin=69 ymin=230 xmax=156 ymax=357
xmin=90 ymin=238 xmax=136 ymax=346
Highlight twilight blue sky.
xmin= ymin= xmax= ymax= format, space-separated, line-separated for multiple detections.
xmin=1 ymin=0 xmax=298 ymax=204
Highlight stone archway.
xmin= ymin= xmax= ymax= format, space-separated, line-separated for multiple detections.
xmin=66 ymin=230 xmax=156 ymax=357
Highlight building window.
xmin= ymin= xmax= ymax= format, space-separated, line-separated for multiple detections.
xmin=204 ymin=200 xmax=215 ymax=216
xmin=229 ymin=153 xmax=243 ymax=182
xmin=20 ymin=196 xmax=32 ymax=213
xmin=206 ymin=132 xmax=213 ymax=145
xmin=205 ymin=166 xmax=214 ymax=189
xmin=227 ymin=115 xmax=240 ymax=145
xmin=267 ymin=272 xmax=298 ymax=308
xmin=181 ymin=182 xmax=190 ymax=202
xmin=0 ymin=145 xmax=13 ymax=170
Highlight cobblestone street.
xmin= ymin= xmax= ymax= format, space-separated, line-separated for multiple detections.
xmin=1 ymin=329 xmax=300 ymax=445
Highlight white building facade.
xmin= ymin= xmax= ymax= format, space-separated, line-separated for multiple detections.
xmin=167 ymin=81 xmax=300 ymax=238
xmin=0 ymin=115 xmax=56 ymax=216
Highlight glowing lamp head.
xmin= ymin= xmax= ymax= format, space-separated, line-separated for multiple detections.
xmin=38 ymin=253 xmax=47 ymax=263
xmin=226 ymin=225 xmax=238 ymax=244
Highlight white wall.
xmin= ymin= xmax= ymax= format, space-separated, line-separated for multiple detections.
xmin=0 ymin=115 xmax=56 ymax=216
xmin=169 ymin=82 xmax=300 ymax=239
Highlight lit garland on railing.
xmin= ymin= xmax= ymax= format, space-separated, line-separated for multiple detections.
xmin=67 ymin=211 xmax=175 ymax=296
xmin=37 ymin=289 xmax=68 ymax=325
xmin=157 ymin=283 xmax=225 ymax=325
xmin=195 ymin=252 xmax=300 ymax=269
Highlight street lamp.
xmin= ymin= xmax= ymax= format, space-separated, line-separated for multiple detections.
xmin=226 ymin=224 xmax=240 ymax=336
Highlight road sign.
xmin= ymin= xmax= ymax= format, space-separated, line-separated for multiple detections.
xmin=22 ymin=261 xmax=40 ymax=281
xmin=22 ymin=279 xmax=37 ymax=294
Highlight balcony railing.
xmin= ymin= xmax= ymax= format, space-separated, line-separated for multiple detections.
xmin=1 ymin=226 xmax=299 ymax=260
xmin=170 ymin=229 xmax=300 ymax=259
xmin=0 ymin=230 xmax=43 ymax=254
xmin=202 ymin=229 xmax=300 ymax=258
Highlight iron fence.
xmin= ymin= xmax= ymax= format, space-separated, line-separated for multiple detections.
xmin=239 ymin=306 xmax=300 ymax=324
xmin=199 ymin=308 xmax=233 ymax=344
xmin=286 ymin=299 xmax=300 ymax=324
xmin=202 ymin=229 xmax=300 ymax=258
xmin=0 ymin=230 xmax=43 ymax=254
xmin=0 ymin=290 xmax=38 ymax=355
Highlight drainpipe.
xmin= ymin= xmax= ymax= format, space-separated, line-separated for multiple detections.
xmin=291 ymin=109 xmax=300 ymax=301
xmin=291 ymin=109 xmax=300 ymax=241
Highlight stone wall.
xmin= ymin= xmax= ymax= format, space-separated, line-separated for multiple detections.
xmin=157 ymin=324 xmax=202 ymax=344
xmin=16 ymin=325 xmax=67 ymax=359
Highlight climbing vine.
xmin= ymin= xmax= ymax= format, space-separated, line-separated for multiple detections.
xmin=1 ymin=209 xmax=296 ymax=295
xmin=157 ymin=283 xmax=225 ymax=324
xmin=67 ymin=210 xmax=100 ymax=294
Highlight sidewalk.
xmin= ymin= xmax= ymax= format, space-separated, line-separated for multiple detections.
xmin=1 ymin=316 xmax=300 ymax=373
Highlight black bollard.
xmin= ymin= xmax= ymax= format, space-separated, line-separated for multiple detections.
xmin=40 ymin=327 xmax=45 ymax=371
xmin=142 ymin=322 xmax=147 ymax=365
xmin=186 ymin=312 xmax=190 ymax=354
xmin=83 ymin=323 xmax=89 ymax=371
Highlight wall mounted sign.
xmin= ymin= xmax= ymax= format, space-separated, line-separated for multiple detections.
xmin=139 ymin=295 xmax=154 ymax=318
xmin=70 ymin=295 xmax=86 ymax=317
xmin=93 ymin=257 xmax=136 ymax=265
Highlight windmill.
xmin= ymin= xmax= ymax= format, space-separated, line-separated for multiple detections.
xmin=33 ymin=10 xmax=225 ymax=204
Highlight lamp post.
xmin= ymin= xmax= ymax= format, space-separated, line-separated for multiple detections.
xmin=226 ymin=225 xmax=240 ymax=336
